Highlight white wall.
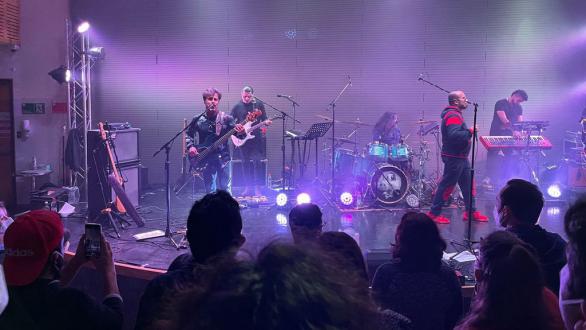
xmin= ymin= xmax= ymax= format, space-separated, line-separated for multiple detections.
xmin=0 ymin=0 xmax=69 ymax=203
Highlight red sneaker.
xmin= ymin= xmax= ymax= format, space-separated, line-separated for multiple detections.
xmin=426 ymin=212 xmax=450 ymax=224
xmin=463 ymin=211 xmax=489 ymax=222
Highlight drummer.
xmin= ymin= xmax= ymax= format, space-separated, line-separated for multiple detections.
xmin=372 ymin=112 xmax=401 ymax=145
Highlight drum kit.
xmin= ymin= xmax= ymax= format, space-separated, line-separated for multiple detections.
xmin=320 ymin=115 xmax=440 ymax=208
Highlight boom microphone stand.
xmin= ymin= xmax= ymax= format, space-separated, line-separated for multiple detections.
xmin=254 ymin=96 xmax=300 ymax=190
xmin=326 ymin=76 xmax=352 ymax=194
xmin=418 ymin=75 xmax=480 ymax=255
xmin=150 ymin=110 xmax=205 ymax=248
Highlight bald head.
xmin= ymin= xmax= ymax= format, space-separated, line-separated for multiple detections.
xmin=448 ymin=90 xmax=468 ymax=109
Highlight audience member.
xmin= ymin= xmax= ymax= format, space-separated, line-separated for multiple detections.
xmin=135 ymin=190 xmax=246 ymax=329
xmin=151 ymin=242 xmax=409 ymax=330
xmin=0 ymin=210 xmax=123 ymax=330
xmin=319 ymin=231 xmax=412 ymax=329
xmin=0 ymin=201 xmax=14 ymax=252
xmin=288 ymin=203 xmax=323 ymax=243
xmin=497 ymin=179 xmax=567 ymax=294
xmin=456 ymin=230 xmax=564 ymax=330
xmin=371 ymin=212 xmax=463 ymax=330
xmin=559 ymin=198 xmax=586 ymax=329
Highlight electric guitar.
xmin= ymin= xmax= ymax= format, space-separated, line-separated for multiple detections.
xmin=189 ymin=110 xmax=261 ymax=171
xmin=98 ymin=122 xmax=126 ymax=214
xmin=230 ymin=117 xmax=273 ymax=148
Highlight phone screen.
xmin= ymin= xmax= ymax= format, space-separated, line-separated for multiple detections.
xmin=84 ymin=223 xmax=102 ymax=258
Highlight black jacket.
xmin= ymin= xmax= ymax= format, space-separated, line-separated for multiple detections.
xmin=440 ymin=106 xmax=472 ymax=158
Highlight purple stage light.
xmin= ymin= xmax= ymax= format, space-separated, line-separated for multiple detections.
xmin=339 ymin=192 xmax=354 ymax=206
xmin=296 ymin=193 xmax=311 ymax=205
xmin=77 ymin=21 xmax=90 ymax=33
xmin=276 ymin=193 xmax=288 ymax=207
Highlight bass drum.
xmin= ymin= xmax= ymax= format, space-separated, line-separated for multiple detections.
xmin=369 ymin=164 xmax=410 ymax=205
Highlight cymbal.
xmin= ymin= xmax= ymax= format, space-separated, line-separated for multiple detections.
xmin=329 ymin=137 xmax=357 ymax=144
xmin=316 ymin=114 xmax=340 ymax=123
xmin=340 ymin=119 xmax=372 ymax=127
xmin=414 ymin=120 xmax=436 ymax=125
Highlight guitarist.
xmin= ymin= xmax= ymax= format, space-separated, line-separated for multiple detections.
xmin=230 ymin=86 xmax=271 ymax=196
xmin=187 ymin=88 xmax=244 ymax=193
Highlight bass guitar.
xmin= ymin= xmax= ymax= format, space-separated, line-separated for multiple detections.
xmin=98 ymin=122 xmax=126 ymax=214
xmin=230 ymin=117 xmax=274 ymax=148
xmin=189 ymin=110 xmax=261 ymax=171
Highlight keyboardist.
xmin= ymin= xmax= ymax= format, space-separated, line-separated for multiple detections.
xmin=486 ymin=90 xmax=528 ymax=188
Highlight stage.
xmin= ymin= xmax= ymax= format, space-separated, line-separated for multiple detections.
xmin=62 ymin=185 xmax=569 ymax=273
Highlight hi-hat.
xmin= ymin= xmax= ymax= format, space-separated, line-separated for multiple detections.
xmin=414 ymin=119 xmax=436 ymax=125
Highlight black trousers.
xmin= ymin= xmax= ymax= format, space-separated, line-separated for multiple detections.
xmin=430 ymin=156 xmax=476 ymax=215
xmin=236 ymin=138 xmax=265 ymax=188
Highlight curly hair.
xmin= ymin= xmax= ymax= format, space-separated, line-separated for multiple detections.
xmin=563 ymin=197 xmax=586 ymax=299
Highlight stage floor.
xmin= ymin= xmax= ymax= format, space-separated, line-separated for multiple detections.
xmin=63 ymin=185 xmax=568 ymax=272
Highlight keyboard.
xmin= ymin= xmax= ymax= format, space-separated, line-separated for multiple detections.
xmin=480 ymin=135 xmax=553 ymax=150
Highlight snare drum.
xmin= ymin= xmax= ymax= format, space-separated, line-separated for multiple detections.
xmin=390 ymin=144 xmax=410 ymax=161
xmin=367 ymin=141 xmax=389 ymax=162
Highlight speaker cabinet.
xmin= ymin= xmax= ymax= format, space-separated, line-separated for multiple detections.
xmin=232 ymin=159 xmax=267 ymax=187
xmin=88 ymin=128 xmax=140 ymax=164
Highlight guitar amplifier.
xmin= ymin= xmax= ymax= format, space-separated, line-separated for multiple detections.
xmin=232 ymin=159 xmax=268 ymax=187
xmin=88 ymin=128 xmax=140 ymax=164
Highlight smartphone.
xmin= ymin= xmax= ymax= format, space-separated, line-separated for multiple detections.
xmin=84 ymin=223 xmax=102 ymax=258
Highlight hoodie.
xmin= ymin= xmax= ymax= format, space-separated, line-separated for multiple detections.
xmin=507 ymin=224 xmax=567 ymax=294
xmin=440 ymin=106 xmax=472 ymax=158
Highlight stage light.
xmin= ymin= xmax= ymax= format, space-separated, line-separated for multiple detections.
xmin=276 ymin=193 xmax=288 ymax=207
xmin=405 ymin=194 xmax=419 ymax=208
xmin=77 ymin=21 xmax=90 ymax=33
xmin=48 ymin=66 xmax=71 ymax=84
xmin=296 ymin=193 xmax=311 ymax=205
xmin=276 ymin=213 xmax=288 ymax=226
xmin=546 ymin=184 xmax=562 ymax=199
xmin=339 ymin=192 xmax=353 ymax=206
xmin=88 ymin=47 xmax=105 ymax=60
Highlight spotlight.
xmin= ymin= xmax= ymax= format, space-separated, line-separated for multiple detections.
xmin=77 ymin=21 xmax=90 ymax=33
xmin=48 ymin=65 xmax=71 ymax=84
xmin=88 ymin=47 xmax=105 ymax=60
xmin=546 ymin=184 xmax=562 ymax=199
xmin=339 ymin=192 xmax=354 ymax=206
xmin=296 ymin=193 xmax=311 ymax=205
xmin=275 ymin=213 xmax=288 ymax=226
xmin=276 ymin=193 xmax=288 ymax=207
xmin=405 ymin=194 xmax=419 ymax=208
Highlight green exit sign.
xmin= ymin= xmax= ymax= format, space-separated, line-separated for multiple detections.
xmin=22 ymin=103 xmax=46 ymax=114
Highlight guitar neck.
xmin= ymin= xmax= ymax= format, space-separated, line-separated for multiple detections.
xmin=198 ymin=118 xmax=248 ymax=159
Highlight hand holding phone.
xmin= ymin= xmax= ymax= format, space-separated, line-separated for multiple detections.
xmin=84 ymin=223 xmax=102 ymax=258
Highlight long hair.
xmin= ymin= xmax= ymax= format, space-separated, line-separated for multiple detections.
xmin=393 ymin=212 xmax=446 ymax=272
xmin=318 ymin=231 xmax=369 ymax=283
xmin=457 ymin=231 xmax=549 ymax=330
xmin=373 ymin=112 xmax=397 ymax=133
xmin=563 ymin=197 xmax=586 ymax=298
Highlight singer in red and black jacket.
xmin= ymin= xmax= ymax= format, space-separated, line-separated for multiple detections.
xmin=426 ymin=91 xmax=488 ymax=224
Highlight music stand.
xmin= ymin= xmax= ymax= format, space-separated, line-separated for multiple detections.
xmin=305 ymin=122 xmax=332 ymax=182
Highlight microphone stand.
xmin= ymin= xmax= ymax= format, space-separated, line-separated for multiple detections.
xmin=254 ymin=96 xmax=300 ymax=191
xmin=418 ymin=76 xmax=479 ymax=256
xmin=326 ymin=78 xmax=352 ymax=194
xmin=151 ymin=110 xmax=205 ymax=248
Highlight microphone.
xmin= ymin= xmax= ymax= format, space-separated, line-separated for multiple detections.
xmin=277 ymin=94 xmax=291 ymax=99
xmin=417 ymin=73 xmax=424 ymax=81
xmin=348 ymin=75 xmax=352 ymax=87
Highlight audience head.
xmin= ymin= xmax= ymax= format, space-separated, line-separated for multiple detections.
xmin=155 ymin=242 xmax=379 ymax=330
xmin=3 ymin=210 xmax=64 ymax=286
xmin=563 ymin=197 xmax=586 ymax=298
xmin=318 ymin=231 xmax=368 ymax=283
xmin=458 ymin=230 xmax=547 ymax=330
xmin=288 ymin=203 xmax=323 ymax=243
xmin=393 ymin=212 xmax=446 ymax=272
xmin=186 ymin=190 xmax=245 ymax=263
xmin=498 ymin=178 xmax=544 ymax=227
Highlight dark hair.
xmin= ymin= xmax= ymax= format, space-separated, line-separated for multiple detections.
xmin=511 ymin=89 xmax=528 ymax=101
xmin=563 ymin=197 xmax=586 ymax=299
xmin=154 ymin=243 xmax=379 ymax=330
xmin=373 ymin=112 xmax=397 ymax=132
xmin=457 ymin=231 xmax=548 ymax=330
xmin=288 ymin=203 xmax=322 ymax=229
xmin=499 ymin=179 xmax=544 ymax=225
xmin=242 ymin=85 xmax=254 ymax=93
xmin=318 ymin=231 xmax=369 ymax=283
xmin=393 ymin=212 xmax=447 ymax=272
xmin=202 ymin=87 xmax=222 ymax=101
xmin=186 ymin=190 xmax=242 ymax=262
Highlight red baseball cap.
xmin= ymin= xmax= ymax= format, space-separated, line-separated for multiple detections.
xmin=3 ymin=210 xmax=64 ymax=286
